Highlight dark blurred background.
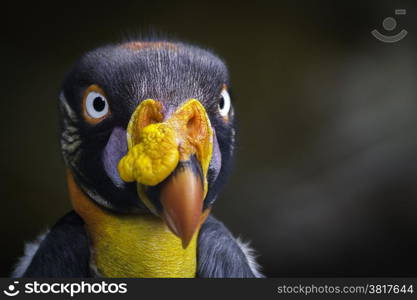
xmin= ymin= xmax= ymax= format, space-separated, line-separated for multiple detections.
xmin=1 ymin=0 xmax=417 ymax=277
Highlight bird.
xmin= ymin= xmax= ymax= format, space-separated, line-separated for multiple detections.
xmin=12 ymin=40 xmax=263 ymax=278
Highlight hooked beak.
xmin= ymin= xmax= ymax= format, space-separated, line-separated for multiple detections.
xmin=118 ymin=99 xmax=213 ymax=248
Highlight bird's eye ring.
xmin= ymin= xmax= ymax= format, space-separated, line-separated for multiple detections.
xmin=82 ymin=85 xmax=110 ymax=124
xmin=218 ymin=89 xmax=231 ymax=118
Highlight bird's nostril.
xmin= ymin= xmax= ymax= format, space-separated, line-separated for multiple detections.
xmin=186 ymin=115 xmax=201 ymax=140
xmin=148 ymin=117 xmax=159 ymax=126
xmin=143 ymin=110 xmax=163 ymax=128
xmin=187 ymin=116 xmax=195 ymax=130
xmin=135 ymin=100 xmax=164 ymax=131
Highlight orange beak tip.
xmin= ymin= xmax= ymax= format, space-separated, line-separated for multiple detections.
xmin=159 ymin=162 xmax=205 ymax=249
xmin=181 ymin=238 xmax=192 ymax=249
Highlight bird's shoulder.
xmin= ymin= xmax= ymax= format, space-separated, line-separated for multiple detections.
xmin=197 ymin=215 xmax=263 ymax=278
xmin=13 ymin=211 xmax=91 ymax=277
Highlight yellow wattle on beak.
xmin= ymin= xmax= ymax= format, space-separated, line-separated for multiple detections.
xmin=118 ymin=99 xmax=213 ymax=248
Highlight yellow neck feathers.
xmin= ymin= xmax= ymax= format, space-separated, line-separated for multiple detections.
xmin=67 ymin=172 xmax=198 ymax=278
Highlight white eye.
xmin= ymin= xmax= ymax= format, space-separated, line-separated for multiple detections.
xmin=85 ymin=90 xmax=109 ymax=119
xmin=219 ymin=89 xmax=231 ymax=117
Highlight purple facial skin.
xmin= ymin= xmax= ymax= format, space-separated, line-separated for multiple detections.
xmin=210 ymin=129 xmax=222 ymax=182
xmin=102 ymin=127 xmax=128 ymax=188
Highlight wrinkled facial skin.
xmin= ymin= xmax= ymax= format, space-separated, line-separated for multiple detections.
xmin=59 ymin=42 xmax=236 ymax=213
